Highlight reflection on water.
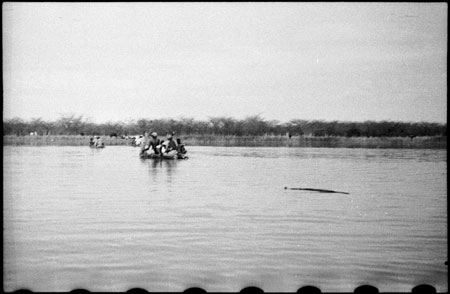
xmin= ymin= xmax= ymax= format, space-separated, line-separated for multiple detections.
xmin=144 ymin=158 xmax=178 ymax=185
xmin=3 ymin=146 xmax=447 ymax=292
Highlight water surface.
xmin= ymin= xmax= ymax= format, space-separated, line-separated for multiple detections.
xmin=3 ymin=146 xmax=447 ymax=292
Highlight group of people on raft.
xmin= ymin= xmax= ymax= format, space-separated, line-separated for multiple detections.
xmin=89 ymin=136 xmax=104 ymax=148
xmin=139 ymin=131 xmax=187 ymax=159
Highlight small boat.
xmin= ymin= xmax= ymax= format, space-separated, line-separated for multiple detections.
xmin=90 ymin=144 xmax=105 ymax=149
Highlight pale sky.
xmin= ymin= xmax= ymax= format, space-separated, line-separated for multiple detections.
xmin=2 ymin=2 xmax=447 ymax=123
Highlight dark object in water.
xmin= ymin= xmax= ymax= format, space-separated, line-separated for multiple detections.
xmin=284 ymin=186 xmax=349 ymax=195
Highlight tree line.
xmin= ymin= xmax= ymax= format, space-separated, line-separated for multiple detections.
xmin=3 ymin=114 xmax=447 ymax=138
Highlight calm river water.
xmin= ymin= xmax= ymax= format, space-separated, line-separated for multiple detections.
xmin=3 ymin=146 xmax=447 ymax=292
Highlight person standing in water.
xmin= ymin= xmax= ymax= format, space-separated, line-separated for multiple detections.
xmin=140 ymin=131 xmax=150 ymax=156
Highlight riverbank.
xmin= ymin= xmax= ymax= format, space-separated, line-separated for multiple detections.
xmin=3 ymin=135 xmax=447 ymax=149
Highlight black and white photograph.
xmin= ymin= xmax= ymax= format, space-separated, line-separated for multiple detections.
xmin=3 ymin=2 xmax=447 ymax=292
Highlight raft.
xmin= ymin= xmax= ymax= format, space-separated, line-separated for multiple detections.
xmin=140 ymin=153 xmax=188 ymax=160
xmin=90 ymin=145 xmax=105 ymax=149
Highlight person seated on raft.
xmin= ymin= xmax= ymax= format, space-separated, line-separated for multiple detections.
xmin=141 ymin=131 xmax=161 ymax=156
xmin=149 ymin=132 xmax=161 ymax=154
xmin=89 ymin=137 xmax=95 ymax=147
xmin=176 ymin=138 xmax=187 ymax=154
xmin=163 ymin=132 xmax=178 ymax=157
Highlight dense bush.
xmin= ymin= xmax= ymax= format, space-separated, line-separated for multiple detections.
xmin=3 ymin=114 xmax=447 ymax=138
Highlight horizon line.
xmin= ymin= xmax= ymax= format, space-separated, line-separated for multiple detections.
xmin=2 ymin=115 xmax=447 ymax=125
